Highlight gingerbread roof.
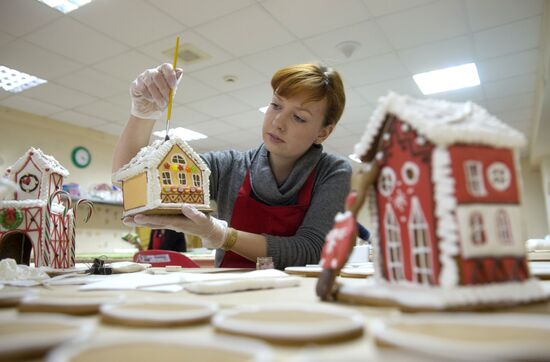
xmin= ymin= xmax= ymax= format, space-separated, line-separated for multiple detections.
xmin=5 ymin=147 xmax=69 ymax=177
xmin=354 ymin=92 xmax=527 ymax=159
xmin=112 ymin=137 xmax=210 ymax=182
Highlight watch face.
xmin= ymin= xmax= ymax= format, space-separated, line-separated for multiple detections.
xmin=72 ymin=146 xmax=91 ymax=168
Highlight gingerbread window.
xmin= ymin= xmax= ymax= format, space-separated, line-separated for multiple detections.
xmin=161 ymin=171 xmax=172 ymax=185
xmin=470 ymin=212 xmax=486 ymax=245
xmin=496 ymin=209 xmax=513 ymax=244
xmin=384 ymin=203 xmax=404 ymax=282
xmin=401 ymin=161 xmax=420 ymax=186
xmin=178 ymin=172 xmax=186 ymax=185
xmin=172 ymin=154 xmax=186 ymax=165
xmin=408 ymin=197 xmax=433 ymax=285
xmin=192 ymin=174 xmax=201 ymax=187
xmin=464 ymin=161 xmax=487 ymax=197
xmin=487 ymin=162 xmax=511 ymax=192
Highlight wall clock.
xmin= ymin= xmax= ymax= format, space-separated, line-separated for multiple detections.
xmin=71 ymin=146 xmax=91 ymax=168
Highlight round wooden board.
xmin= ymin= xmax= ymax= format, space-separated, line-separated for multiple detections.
xmin=339 ymin=266 xmax=374 ymax=278
xmin=371 ymin=313 xmax=550 ymax=361
xmin=19 ymin=291 xmax=125 ymax=315
xmin=0 ymin=314 xmax=92 ymax=361
xmin=0 ymin=289 xmax=32 ymax=307
xmin=284 ymin=266 xmax=323 ymax=277
xmin=212 ymin=304 xmax=364 ymax=345
xmin=47 ymin=336 xmax=272 ymax=362
xmin=100 ymin=300 xmax=218 ymax=327
xmin=139 ymin=206 xmax=212 ymax=215
xmin=529 ymin=261 xmax=550 ymax=280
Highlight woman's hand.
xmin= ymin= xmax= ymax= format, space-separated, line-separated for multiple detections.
xmin=123 ymin=205 xmax=228 ymax=249
xmin=129 ymin=63 xmax=182 ymax=120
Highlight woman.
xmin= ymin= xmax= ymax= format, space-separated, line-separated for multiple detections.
xmin=113 ymin=62 xmax=351 ymax=269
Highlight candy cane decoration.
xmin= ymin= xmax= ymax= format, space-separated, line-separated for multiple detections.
xmin=73 ymin=199 xmax=94 ymax=223
xmin=47 ymin=190 xmax=72 ymax=218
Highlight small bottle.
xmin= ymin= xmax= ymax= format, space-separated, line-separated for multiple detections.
xmin=256 ymin=256 xmax=274 ymax=270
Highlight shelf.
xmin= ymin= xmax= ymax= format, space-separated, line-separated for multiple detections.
xmin=70 ymin=197 xmax=122 ymax=207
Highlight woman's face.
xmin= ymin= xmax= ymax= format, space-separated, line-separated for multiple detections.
xmin=262 ymin=93 xmax=333 ymax=162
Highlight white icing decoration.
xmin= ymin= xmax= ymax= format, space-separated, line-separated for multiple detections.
xmin=526 ymin=236 xmax=550 ymax=251
xmin=367 ymin=186 xmax=383 ymax=282
xmin=393 ymin=189 xmax=407 ymax=211
xmin=432 ymin=147 xmax=459 ymax=287
xmin=0 ymin=199 xmax=47 ymax=208
xmin=334 ymin=210 xmax=352 ymax=223
xmin=354 ymin=92 xmax=526 ymax=160
xmin=415 ymin=137 xmax=426 ymax=145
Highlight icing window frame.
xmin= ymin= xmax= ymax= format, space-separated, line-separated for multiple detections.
xmin=469 ymin=211 xmax=486 ymax=245
xmin=192 ymin=174 xmax=201 ymax=187
xmin=487 ymin=162 xmax=511 ymax=192
xmin=161 ymin=171 xmax=172 ymax=185
xmin=401 ymin=161 xmax=420 ymax=186
xmin=171 ymin=154 xmax=186 ymax=165
xmin=464 ymin=160 xmax=487 ymax=197
xmin=408 ymin=197 xmax=433 ymax=285
xmin=496 ymin=209 xmax=513 ymax=244
xmin=178 ymin=172 xmax=187 ymax=185
xmin=384 ymin=203 xmax=404 ymax=282
xmin=378 ymin=166 xmax=396 ymax=197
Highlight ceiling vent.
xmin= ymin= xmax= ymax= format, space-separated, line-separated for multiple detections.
xmin=162 ymin=43 xmax=211 ymax=65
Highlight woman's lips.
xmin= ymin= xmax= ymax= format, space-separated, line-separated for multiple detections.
xmin=268 ymin=133 xmax=284 ymax=143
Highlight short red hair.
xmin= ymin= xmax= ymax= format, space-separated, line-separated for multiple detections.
xmin=271 ymin=63 xmax=346 ymax=126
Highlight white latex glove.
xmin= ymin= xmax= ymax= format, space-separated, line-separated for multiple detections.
xmin=129 ymin=63 xmax=183 ymax=120
xmin=124 ymin=205 xmax=228 ymax=249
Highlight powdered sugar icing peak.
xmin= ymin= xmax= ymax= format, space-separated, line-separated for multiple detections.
xmin=354 ymin=92 xmax=527 ymax=160
xmin=112 ymin=137 xmax=209 ymax=182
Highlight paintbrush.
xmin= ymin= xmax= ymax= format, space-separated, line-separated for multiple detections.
xmin=164 ymin=36 xmax=180 ymax=141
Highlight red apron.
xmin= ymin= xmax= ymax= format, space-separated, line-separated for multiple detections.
xmin=220 ymin=169 xmax=316 ymax=268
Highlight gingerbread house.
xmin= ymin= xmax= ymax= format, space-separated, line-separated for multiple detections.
xmin=113 ymin=137 xmax=211 ymax=217
xmin=328 ymin=93 xmax=547 ymax=309
xmin=0 ymin=148 xmax=92 ymax=269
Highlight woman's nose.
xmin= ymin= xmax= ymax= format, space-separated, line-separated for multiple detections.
xmin=272 ymin=111 xmax=288 ymax=131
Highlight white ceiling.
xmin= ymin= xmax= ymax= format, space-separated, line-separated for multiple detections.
xmin=0 ymin=0 xmax=548 ymax=162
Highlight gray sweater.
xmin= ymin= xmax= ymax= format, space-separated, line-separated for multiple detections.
xmin=201 ymin=144 xmax=352 ymax=269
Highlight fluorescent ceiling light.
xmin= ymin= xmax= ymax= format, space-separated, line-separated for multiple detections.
xmin=153 ymin=127 xmax=207 ymax=142
xmin=348 ymin=154 xmax=362 ymax=163
xmin=413 ymin=63 xmax=480 ymax=95
xmin=258 ymin=106 xmax=268 ymax=114
xmin=36 ymin=0 xmax=92 ymax=13
xmin=0 ymin=66 xmax=47 ymax=93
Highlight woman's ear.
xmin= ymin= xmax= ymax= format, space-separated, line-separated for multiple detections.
xmin=315 ymin=123 xmax=335 ymax=144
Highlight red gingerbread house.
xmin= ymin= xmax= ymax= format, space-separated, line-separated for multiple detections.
xmin=332 ymin=93 xmax=547 ymax=309
xmin=0 ymin=148 xmax=92 ymax=269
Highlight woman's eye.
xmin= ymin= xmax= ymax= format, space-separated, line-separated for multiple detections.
xmin=270 ymin=102 xmax=280 ymax=109
xmin=293 ymin=114 xmax=306 ymax=122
